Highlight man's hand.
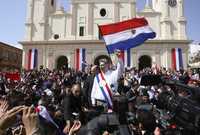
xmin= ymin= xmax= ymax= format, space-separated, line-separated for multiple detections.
xmin=69 ymin=121 xmax=81 ymax=135
xmin=114 ymin=49 xmax=122 ymax=58
xmin=102 ymin=131 xmax=110 ymax=135
xmin=0 ymin=99 xmax=9 ymax=118
xmin=22 ymin=107 xmax=40 ymax=135
xmin=154 ymin=127 xmax=161 ymax=135
xmin=63 ymin=120 xmax=71 ymax=134
xmin=0 ymin=106 xmax=24 ymax=131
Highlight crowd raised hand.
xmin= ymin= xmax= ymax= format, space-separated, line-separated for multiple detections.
xmin=0 ymin=99 xmax=41 ymax=135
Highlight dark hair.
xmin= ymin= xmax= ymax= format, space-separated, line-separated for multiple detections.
xmin=136 ymin=109 xmax=157 ymax=132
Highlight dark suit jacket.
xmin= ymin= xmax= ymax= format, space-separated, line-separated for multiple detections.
xmin=83 ymin=74 xmax=95 ymax=108
xmin=63 ymin=94 xmax=83 ymax=121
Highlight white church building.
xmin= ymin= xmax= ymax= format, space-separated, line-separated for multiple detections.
xmin=20 ymin=0 xmax=191 ymax=70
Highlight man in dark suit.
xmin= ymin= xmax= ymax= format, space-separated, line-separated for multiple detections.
xmin=83 ymin=65 xmax=98 ymax=108
xmin=63 ymin=83 xmax=84 ymax=134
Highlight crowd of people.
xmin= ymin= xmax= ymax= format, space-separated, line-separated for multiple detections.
xmin=0 ymin=52 xmax=200 ymax=135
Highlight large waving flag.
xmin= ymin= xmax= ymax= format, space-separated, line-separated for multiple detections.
xmin=99 ymin=18 xmax=156 ymax=54
xmin=171 ymin=48 xmax=183 ymax=71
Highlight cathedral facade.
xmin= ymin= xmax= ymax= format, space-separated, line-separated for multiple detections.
xmin=20 ymin=0 xmax=191 ymax=70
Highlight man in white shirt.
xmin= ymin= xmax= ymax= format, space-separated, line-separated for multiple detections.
xmin=91 ymin=51 xmax=124 ymax=108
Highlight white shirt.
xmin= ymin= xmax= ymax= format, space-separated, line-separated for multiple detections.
xmin=91 ymin=59 xmax=124 ymax=105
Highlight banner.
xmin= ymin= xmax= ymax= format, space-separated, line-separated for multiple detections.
xmin=75 ymin=48 xmax=86 ymax=71
xmin=28 ymin=48 xmax=38 ymax=70
xmin=171 ymin=48 xmax=183 ymax=71
xmin=121 ymin=49 xmax=131 ymax=67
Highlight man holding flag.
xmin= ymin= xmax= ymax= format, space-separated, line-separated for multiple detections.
xmin=91 ymin=17 xmax=156 ymax=111
xmin=91 ymin=50 xmax=124 ymax=110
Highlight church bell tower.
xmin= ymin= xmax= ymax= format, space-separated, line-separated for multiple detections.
xmin=25 ymin=0 xmax=57 ymax=41
xmin=152 ymin=0 xmax=187 ymax=40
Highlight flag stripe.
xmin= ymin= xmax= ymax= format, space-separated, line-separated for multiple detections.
xmin=171 ymin=48 xmax=176 ymax=70
xmin=122 ymin=49 xmax=131 ymax=67
xmin=34 ymin=49 xmax=38 ymax=68
xmin=28 ymin=49 xmax=38 ymax=70
xmin=79 ymin=49 xmax=82 ymax=70
xmin=175 ymin=48 xmax=180 ymax=71
xmin=76 ymin=48 xmax=86 ymax=71
xmin=31 ymin=49 xmax=35 ymax=69
xmin=96 ymin=74 xmax=112 ymax=109
xmin=100 ymin=71 xmax=112 ymax=100
xmin=106 ymin=32 xmax=156 ymax=53
xmin=178 ymin=48 xmax=183 ymax=69
xmin=82 ymin=48 xmax=86 ymax=71
xmin=99 ymin=18 xmax=148 ymax=36
xmin=171 ymin=48 xmax=183 ymax=70
xmin=28 ymin=49 xmax=32 ymax=70
xmin=76 ymin=49 xmax=80 ymax=70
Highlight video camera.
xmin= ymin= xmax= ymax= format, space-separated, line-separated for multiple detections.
xmin=77 ymin=95 xmax=133 ymax=135
xmin=140 ymin=75 xmax=200 ymax=134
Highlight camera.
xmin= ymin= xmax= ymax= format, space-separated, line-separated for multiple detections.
xmin=157 ymin=91 xmax=200 ymax=134
xmin=77 ymin=95 xmax=132 ymax=135
xmin=140 ymin=75 xmax=200 ymax=134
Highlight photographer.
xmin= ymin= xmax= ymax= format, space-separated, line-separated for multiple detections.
xmin=136 ymin=109 xmax=157 ymax=135
xmin=63 ymin=83 xmax=85 ymax=134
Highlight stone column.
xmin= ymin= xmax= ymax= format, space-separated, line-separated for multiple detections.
xmin=178 ymin=0 xmax=184 ymax=17
xmin=166 ymin=48 xmax=172 ymax=69
xmin=132 ymin=50 xmax=137 ymax=68
xmin=42 ymin=45 xmax=46 ymax=68
xmin=22 ymin=50 xmax=25 ymax=69
xmin=161 ymin=0 xmax=172 ymax=39
xmin=177 ymin=0 xmax=187 ymax=39
xmin=39 ymin=0 xmax=48 ymax=40
xmin=25 ymin=0 xmax=34 ymax=41
xmin=71 ymin=3 xmax=78 ymax=36
xmin=26 ymin=0 xmax=34 ymax=22
xmin=88 ymin=3 xmax=94 ymax=35
xmin=163 ymin=0 xmax=170 ymax=17
xmin=155 ymin=50 xmax=161 ymax=66
xmin=114 ymin=2 xmax=120 ymax=22
xmin=182 ymin=48 xmax=188 ymax=69
xmin=23 ymin=48 xmax=29 ymax=69
xmin=129 ymin=0 xmax=136 ymax=18
xmin=87 ymin=50 xmax=93 ymax=65
xmin=47 ymin=49 xmax=54 ymax=70
xmin=162 ymin=48 xmax=169 ymax=69
xmin=70 ymin=51 xmax=75 ymax=68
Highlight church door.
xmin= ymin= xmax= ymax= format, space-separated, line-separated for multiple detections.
xmin=138 ymin=55 xmax=152 ymax=70
xmin=56 ymin=56 xmax=68 ymax=69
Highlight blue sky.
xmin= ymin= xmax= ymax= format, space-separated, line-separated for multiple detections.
xmin=0 ymin=0 xmax=199 ymax=49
